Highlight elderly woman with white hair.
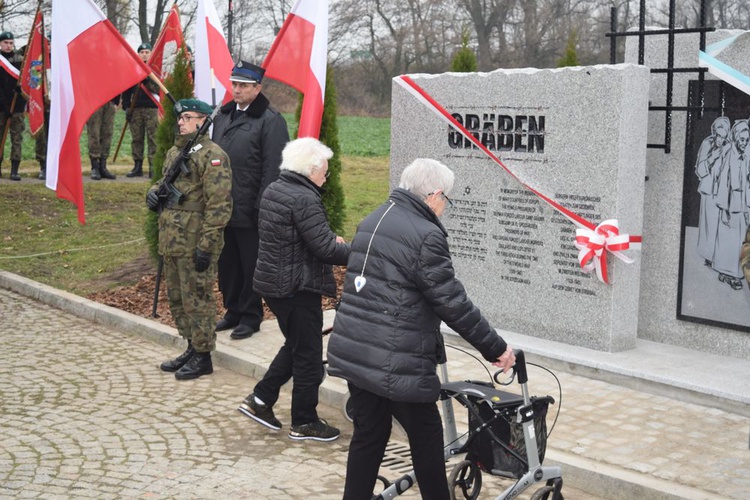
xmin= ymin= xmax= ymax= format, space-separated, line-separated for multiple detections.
xmin=327 ymin=158 xmax=516 ymax=499
xmin=238 ymin=137 xmax=350 ymax=442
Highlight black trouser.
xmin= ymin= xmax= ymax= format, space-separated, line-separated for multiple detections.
xmin=218 ymin=226 xmax=263 ymax=329
xmin=253 ymin=293 xmax=324 ymax=426
xmin=343 ymin=383 xmax=449 ymax=500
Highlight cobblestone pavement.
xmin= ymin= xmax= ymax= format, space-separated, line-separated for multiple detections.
xmin=0 ymin=289 xmax=600 ymax=499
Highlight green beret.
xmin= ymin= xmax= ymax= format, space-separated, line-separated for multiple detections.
xmin=174 ymin=98 xmax=213 ymax=116
xmin=0 ymin=32 xmax=14 ymax=42
xmin=137 ymin=42 xmax=152 ymax=52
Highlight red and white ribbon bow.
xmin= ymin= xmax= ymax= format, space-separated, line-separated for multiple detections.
xmin=574 ymin=219 xmax=639 ymax=284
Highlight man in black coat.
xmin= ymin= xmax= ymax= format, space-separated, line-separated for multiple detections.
xmin=212 ymin=61 xmax=290 ymax=340
xmin=327 ymin=158 xmax=516 ymax=499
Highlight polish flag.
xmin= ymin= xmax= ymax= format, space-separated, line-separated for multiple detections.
xmin=0 ymin=53 xmax=20 ymax=79
xmin=194 ymin=0 xmax=233 ymax=106
xmin=47 ymin=0 xmax=151 ymax=224
xmin=263 ymin=0 xmax=328 ymax=139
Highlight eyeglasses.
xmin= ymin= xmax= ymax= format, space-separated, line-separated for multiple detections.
xmin=178 ymin=114 xmax=201 ymax=122
xmin=440 ymin=192 xmax=453 ymax=208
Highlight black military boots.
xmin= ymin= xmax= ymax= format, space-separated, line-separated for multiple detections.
xmin=126 ymin=160 xmax=143 ymax=178
xmin=9 ymin=160 xmax=20 ymax=181
xmin=98 ymin=157 xmax=116 ymax=180
xmin=90 ymin=157 xmax=101 ymax=180
xmin=159 ymin=341 xmax=195 ymax=372
xmin=174 ymin=351 xmax=213 ymax=380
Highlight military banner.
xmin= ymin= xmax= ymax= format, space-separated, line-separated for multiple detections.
xmin=20 ymin=6 xmax=49 ymax=137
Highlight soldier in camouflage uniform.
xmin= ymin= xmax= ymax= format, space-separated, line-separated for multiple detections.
xmin=123 ymin=43 xmax=159 ymax=178
xmin=86 ymin=96 xmax=120 ymax=180
xmin=147 ymin=98 xmax=232 ymax=380
xmin=0 ymin=32 xmax=26 ymax=181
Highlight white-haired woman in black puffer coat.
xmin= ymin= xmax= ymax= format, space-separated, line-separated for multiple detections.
xmin=327 ymin=158 xmax=515 ymax=500
xmin=237 ymin=138 xmax=350 ymax=443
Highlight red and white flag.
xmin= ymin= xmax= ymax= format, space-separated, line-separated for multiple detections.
xmin=148 ymin=4 xmax=186 ymax=81
xmin=263 ymin=0 xmax=328 ymax=138
xmin=20 ymin=6 xmax=50 ymax=137
xmin=0 ymin=53 xmax=20 ymax=79
xmin=194 ymin=0 xmax=233 ymax=106
xmin=47 ymin=0 xmax=151 ymax=224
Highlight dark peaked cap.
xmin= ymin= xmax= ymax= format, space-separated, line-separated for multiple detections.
xmin=229 ymin=60 xmax=265 ymax=83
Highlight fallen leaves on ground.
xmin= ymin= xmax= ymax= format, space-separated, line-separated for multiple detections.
xmin=87 ymin=266 xmax=346 ymax=328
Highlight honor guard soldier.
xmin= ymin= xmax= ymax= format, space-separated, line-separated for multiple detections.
xmin=123 ymin=43 xmax=159 ymax=178
xmin=0 ymin=32 xmax=26 ymax=180
xmin=147 ymin=99 xmax=233 ymax=380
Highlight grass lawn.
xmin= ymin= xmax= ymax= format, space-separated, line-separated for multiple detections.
xmin=1 ymin=112 xmax=391 ymax=295
xmin=0 ymin=156 xmax=389 ymax=296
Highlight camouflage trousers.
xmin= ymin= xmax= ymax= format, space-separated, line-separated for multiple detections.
xmin=163 ymin=255 xmax=218 ymax=353
xmin=0 ymin=112 xmax=25 ymax=162
xmin=130 ymin=107 xmax=158 ymax=165
xmin=35 ymin=123 xmax=48 ymax=162
xmin=86 ymin=102 xmax=116 ymax=159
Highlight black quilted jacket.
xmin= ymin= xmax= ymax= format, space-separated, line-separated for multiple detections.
xmin=253 ymin=171 xmax=350 ymax=298
xmin=327 ymin=188 xmax=507 ymax=403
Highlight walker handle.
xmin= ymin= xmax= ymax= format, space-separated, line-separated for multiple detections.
xmin=492 ymin=348 xmax=527 ymax=386
xmin=513 ymin=349 xmax=528 ymax=385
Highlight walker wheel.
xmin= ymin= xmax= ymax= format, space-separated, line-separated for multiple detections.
xmin=530 ymin=485 xmax=563 ymax=500
xmin=448 ymin=460 xmax=482 ymax=500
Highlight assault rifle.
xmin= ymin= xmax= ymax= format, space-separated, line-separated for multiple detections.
xmin=154 ymin=103 xmax=222 ymax=212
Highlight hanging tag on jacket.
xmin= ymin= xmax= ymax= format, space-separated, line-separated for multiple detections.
xmin=354 ymin=276 xmax=366 ymax=293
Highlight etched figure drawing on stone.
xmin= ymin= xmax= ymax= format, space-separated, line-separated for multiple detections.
xmin=678 ymin=80 xmax=750 ymax=331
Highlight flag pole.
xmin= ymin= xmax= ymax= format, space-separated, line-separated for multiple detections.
xmin=227 ymin=0 xmax=234 ymax=57
xmin=210 ymin=68 xmax=217 ymax=107
xmin=151 ymin=256 xmax=163 ymax=318
xmin=112 ymin=113 xmax=130 ymax=162
xmin=147 ymin=71 xmax=177 ymax=105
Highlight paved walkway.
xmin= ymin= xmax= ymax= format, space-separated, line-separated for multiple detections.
xmin=1 ymin=271 xmax=749 ymax=499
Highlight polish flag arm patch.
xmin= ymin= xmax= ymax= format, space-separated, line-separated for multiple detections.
xmin=211 ymin=158 xmax=222 ymax=166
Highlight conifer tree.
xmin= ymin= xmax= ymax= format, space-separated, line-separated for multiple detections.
xmin=557 ymin=31 xmax=580 ymax=68
xmin=451 ymin=30 xmax=478 ymax=73
xmin=145 ymin=48 xmax=195 ymax=261
xmin=295 ymin=65 xmax=346 ymax=234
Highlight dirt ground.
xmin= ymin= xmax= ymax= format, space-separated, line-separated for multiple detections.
xmin=87 ymin=259 xmax=346 ymax=327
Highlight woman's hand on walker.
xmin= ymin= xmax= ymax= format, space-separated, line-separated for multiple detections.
xmin=492 ymin=347 xmax=516 ymax=373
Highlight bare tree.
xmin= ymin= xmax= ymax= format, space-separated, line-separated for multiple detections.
xmin=0 ymin=0 xmax=39 ymax=39
xmin=458 ymin=0 xmax=516 ymax=70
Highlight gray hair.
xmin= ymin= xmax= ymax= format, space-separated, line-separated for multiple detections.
xmin=280 ymin=137 xmax=333 ymax=177
xmin=398 ymin=158 xmax=455 ymax=198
